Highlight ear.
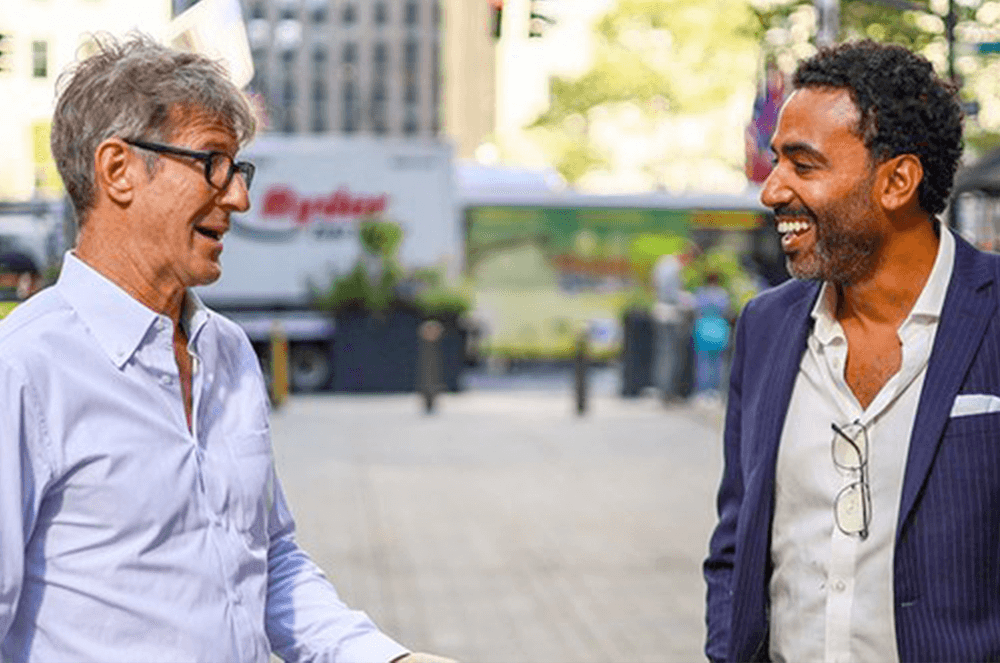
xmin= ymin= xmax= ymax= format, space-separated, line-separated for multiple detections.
xmin=94 ymin=138 xmax=139 ymax=206
xmin=877 ymin=154 xmax=923 ymax=213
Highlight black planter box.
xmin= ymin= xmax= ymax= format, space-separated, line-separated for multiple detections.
xmin=620 ymin=310 xmax=654 ymax=397
xmin=332 ymin=311 xmax=464 ymax=393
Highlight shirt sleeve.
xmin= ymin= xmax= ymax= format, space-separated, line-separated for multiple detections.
xmin=264 ymin=471 xmax=409 ymax=663
xmin=0 ymin=359 xmax=55 ymax=643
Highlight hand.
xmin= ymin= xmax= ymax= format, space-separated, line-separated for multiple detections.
xmin=391 ymin=653 xmax=459 ymax=663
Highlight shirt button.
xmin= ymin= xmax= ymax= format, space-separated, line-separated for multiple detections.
xmin=160 ymin=375 xmax=173 ymax=386
xmin=833 ymin=579 xmax=847 ymax=592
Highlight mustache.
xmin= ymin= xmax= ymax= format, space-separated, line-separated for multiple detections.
xmin=773 ymin=205 xmax=815 ymax=220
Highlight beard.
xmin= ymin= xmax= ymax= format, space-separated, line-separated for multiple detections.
xmin=783 ymin=177 xmax=882 ymax=285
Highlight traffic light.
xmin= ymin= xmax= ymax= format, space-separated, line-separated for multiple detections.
xmin=528 ymin=0 xmax=555 ymax=38
xmin=0 ymin=34 xmax=10 ymax=73
xmin=489 ymin=0 xmax=502 ymax=39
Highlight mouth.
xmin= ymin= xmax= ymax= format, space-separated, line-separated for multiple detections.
xmin=194 ymin=226 xmax=225 ymax=242
xmin=776 ymin=217 xmax=815 ymax=251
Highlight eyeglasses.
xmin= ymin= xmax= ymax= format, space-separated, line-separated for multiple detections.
xmin=831 ymin=420 xmax=870 ymax=540
xmin=123 ymin=138 xmax=255 ymax=190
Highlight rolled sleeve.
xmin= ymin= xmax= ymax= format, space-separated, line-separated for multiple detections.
xmin=264 ymin=474 xmax=408 ymax=663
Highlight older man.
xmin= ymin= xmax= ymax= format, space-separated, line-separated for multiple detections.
xmin=705 ymin=41 xmax=1000 ymax=662
xmin=0 ymin=34 xmax=452 ymax=663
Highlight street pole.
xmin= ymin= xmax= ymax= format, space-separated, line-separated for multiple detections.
xmin=815 ymin=0 xmax=840 ymax=47
xmin=946 ymin=0 xmax=957 ymax=84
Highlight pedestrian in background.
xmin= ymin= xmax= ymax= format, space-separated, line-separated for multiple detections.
xmin=0 ymin=33 xmax=454 ymax=663
xmin=651 ymin=246 xmax=696 ymax=401
xmin=704 ymin=40 xmax=1000 ymax=662
xmin=692 ymin=271 xmax=730 ymax=402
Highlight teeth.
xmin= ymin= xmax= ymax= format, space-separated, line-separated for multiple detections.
xmin=777 ymin=221 xmax=811 ymax=234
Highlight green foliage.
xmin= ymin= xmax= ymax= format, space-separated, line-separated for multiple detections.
xmin=315 ymin=221 xmax=470 ymax=320
xmin=358 ymin=218 xmax=403 ymax=258
xmin=529 ymin=0 xmax=761 ymax=186
xmin=683 ymin=248 xmax=760 ymax=313
xmin=628 ymin=233 xmax=689 ymax=287
xmin=315 ymin=218 xmax=404 ymax=314
xmin=415 ymin=284 xmax=473 ymax=320
xmin=619 ymin=285 xmax=657 ymax=317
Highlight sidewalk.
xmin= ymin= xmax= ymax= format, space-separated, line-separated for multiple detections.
xmin=270 ymin=390 xmax=726 ymax=663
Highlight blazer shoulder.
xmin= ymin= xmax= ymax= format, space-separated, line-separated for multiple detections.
xmin=742 ymin=277 xmax=818 ymax=321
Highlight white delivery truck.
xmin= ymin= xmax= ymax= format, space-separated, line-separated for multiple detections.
xmin=195 ymin=135 xmax=459 ymax=391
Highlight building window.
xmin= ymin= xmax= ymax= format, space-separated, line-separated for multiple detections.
xmin=431 ymin=42 xmax=440 ymax=133
xmin=31 ymin=40 xmax=48 ymax=78
xmin=342 ymin=81 xmax=357 ymax=133
xmin=314 ymin=45 xmax=327 ymax=67
xmin=371 ymin=86 xmax=387 ymax=133
xmin=374 ymin=1 xmax=388 ymax=25
xmin=312 ymin=81 xmax=327 ymax=132
xmin=342 ymin=2 xmax=356 ymax=24
xmin=404 ymin=40 xmax=418 ymax=103
xmin=405 ymin=0 xmax=418 ymax=26
xmin=282 ymin=80 xmax=296 ymax=133
xmin=312 ymin=46 xmax=327 ymax=132
xmin=250 ymin=48 xmax=267 ymax=97
xmin=309 ymin=0 xmax=327 ymax=22
xmin=278 ymin=0 xmax=297 ymax=20
xmin=341 ymin=42 xmax=356 ymax=80
xmin=403 ymin=108 xmax=418 ymax=135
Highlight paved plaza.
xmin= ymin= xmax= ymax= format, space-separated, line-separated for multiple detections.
xmin=269 ymin=383 xmax=726 ymax=663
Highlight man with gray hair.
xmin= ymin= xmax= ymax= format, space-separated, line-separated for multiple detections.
xmin=0 ymin=34 xmax=453 ymax=663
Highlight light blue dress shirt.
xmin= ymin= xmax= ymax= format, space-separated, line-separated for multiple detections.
xmin=0 ymin=253 xmax=407 ymax=663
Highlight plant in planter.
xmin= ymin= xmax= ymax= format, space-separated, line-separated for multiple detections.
xmin=314 ymin=218 xmax=469 ymax=392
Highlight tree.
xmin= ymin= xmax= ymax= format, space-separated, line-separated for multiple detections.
xmin=750 ymin=0 xmax=1000 ymax=159
xmin=528 ymin=0 xmax=763 ymax=191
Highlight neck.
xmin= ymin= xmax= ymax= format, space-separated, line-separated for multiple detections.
xmin=835 ymin=218 xmax=939 ymax=326
xmin=75 ymin=226 xmax=186 ymax=325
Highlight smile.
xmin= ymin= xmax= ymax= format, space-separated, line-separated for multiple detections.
xmin=776 ymin=220 xmax=811 ymax=235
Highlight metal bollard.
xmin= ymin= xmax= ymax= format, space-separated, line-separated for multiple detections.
xmin=270 ymin=322 xmax=290 ymax=408
xmin=574 ymin=329 xmax=589 ymax=416
xmin=418 ymin=320 xmax=444 ymax=414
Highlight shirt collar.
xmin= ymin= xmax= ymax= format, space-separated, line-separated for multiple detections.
xmin=810 ymin=222 xmax=956 ymax=344
xmin=56 ymin=252 xmax=212 ymax=368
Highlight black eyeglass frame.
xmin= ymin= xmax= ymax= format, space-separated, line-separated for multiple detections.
xmin=123 ymin=138 xmax=255 ymax=190
xmin=831 ymin=420 xmax=871 ymax=541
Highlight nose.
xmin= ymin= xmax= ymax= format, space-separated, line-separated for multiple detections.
xmin=759 ymin=164 xmax=792 ymax=211
xmin=220 ymin=172 xmax=251 ymax=213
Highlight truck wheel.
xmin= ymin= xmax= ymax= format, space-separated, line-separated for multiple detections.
xmin=289 ymin=342 xmax=333 ymax=392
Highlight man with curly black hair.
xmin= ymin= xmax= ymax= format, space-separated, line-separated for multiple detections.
xmin=705 ymin=40 xmax=1000 ymax=662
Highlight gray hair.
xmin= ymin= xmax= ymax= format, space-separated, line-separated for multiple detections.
xmin=51 ymin=32 xmax=257 ymax=224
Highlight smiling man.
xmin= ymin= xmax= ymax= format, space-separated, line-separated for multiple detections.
xmin=704 ymin=41 xmax=1000 ymax=662
xmin=0 ymin=35 xmax=454 ymax=663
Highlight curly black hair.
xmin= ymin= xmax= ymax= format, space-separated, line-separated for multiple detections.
xmin=793 ymin=40 xmax=963 ymax=215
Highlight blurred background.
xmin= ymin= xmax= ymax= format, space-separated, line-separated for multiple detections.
xmin=5 ymin=0 xmax=1000 ymax=660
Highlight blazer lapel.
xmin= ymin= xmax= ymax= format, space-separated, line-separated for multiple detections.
xmin=753 ymin=283 xmax=819 ymax=480
xmin=897 ymin=236 xmax=997 ymax=538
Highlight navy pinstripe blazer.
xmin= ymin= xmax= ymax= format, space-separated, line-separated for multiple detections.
xmin=704 ymin=233 xmax=1000 ymax=662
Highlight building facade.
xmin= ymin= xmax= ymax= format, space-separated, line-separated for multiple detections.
xmin=173 ymin=0 xmax=497 ymax=157
xmin=238 ymin=0 xmax=442 ymax=138
xmin=0 ymin=0 xmax=172 ymax=201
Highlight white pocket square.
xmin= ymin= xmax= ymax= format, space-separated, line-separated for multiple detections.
xmin=950 ymin=394 xmax=1000 ymax=418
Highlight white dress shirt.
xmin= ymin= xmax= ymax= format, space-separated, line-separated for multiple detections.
xmin=0 ymin=253 xmax=407 ymax=663
xmin=769 ymin=226 xmax=955 ymax=663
